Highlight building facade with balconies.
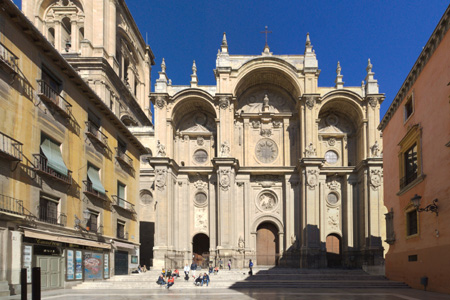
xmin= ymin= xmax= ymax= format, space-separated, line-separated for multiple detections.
xmin=0 ymin=0 xmax=147 ymax=295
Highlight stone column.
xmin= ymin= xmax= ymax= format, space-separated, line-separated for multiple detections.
xmin=54 ymin=20 xmax=62 ymax=52
xmin=299 ymin=157 xmax=326 ymax=268
xmin=71 ymin=20 xmax=78 ymax=52
xmin=208 ymin=174 xmax=217 ymax=258
xmin=300 ymin=94 xmax=321 ymax=156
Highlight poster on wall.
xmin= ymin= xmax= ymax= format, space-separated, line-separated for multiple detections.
xmin=23 ymin=246 xmax=32 ymax=283
xmin=104 ymin=253 xmax=109 ymax=279
xmin=67 ymin=250 xmax=74 ymax=280
xmin=84 ymin=252 xmax=103 ymax=280
xmin=75 ymin=251 xmax=83 ymax=280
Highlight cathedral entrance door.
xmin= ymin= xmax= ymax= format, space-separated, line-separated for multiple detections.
xmin=193 ymin=233 xmax=209 ymax=268
xmin=256 ymin=222 xmax=278 ymax=266
xmin=326 ymin=234 xmax=342 ymax=267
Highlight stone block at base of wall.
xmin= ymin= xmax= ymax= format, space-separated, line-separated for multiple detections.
xmin=0 ymin=281 xmax=10 ymax=296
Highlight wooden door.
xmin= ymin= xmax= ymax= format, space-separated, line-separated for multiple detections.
xmin=37 ymin=256 xmax=61 ymax=289
xmin=326 ymin=234 xmax=341 ymax=267
xmin=256 ymin=223 xmax=278 ymax=266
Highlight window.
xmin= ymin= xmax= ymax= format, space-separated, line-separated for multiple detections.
xmin=325 ymin=150 xmax=338 ymax=164
xmin=398 ymin=125 xmax=423 ymax=192
xmin=404 ymin=94 xmax=414 ymax=122
xmin=87 ymin=164 xmax=106 ymax=195
xmin=42 ymin=68 xmax=62 ymax=95
xmin=118 ymin=139 xmax=127 ymax=155
xmin=117 ymin=220 xmax=125 ymax=239
xmin=39 ymin=135 xmax=69 ymax=176
xmin=86 ymin=210 xmax=99 ymax=233
xmin=39 ymin=194 xmax=59 ymax=225
xmin=406 ymin=209 xmax=418 ymax=237
xmin=117 ymin=181 xmax=126 ymax=208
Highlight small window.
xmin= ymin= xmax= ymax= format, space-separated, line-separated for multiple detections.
xmin=118 ymin=139 xmax=127 ymax=155
xmin=404 ymin=95 xmax=414 ymax=122
xmin=325 ymin=150 xmax=338 ymax=164
xmin=117 ymin=220 xmax=125 ymax=239
xmin=117 ymin=182 xmax=126 ymax=200
xmin=403 ymin=143 xmax=418 ymax=186
xmin=406 ymin=209 xmax=418 ymax=237
xmin=39 ymin=193 xmax=59 ymax=225
xmin=86 ymin=210 xmax=99 ymax=233
xmin=398 ymin=125 xmax=423 ymax=192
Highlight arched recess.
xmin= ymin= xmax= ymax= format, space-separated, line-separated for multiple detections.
xmin=318 ymin=93 xmax=365 ymax=167
xmin=139 ymin=189 xmax=153 ymax=205
xmin=170 ymin=91 xmax=217 ymax=166
xmin=326 ymin=233 xmax=342 ymax=267
xmin=192 ymin=233 xmax=210 ymax=267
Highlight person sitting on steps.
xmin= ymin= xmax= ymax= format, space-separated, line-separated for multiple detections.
xmin=202 ymin=272 xmax=210 ymax=287
xmin=156 ymin=275 xmax=166 ymax=286
xmin=194 ymin=274 xmax=203 ymax=286
xmin=166 ymin=275 xmax=174 ymax=289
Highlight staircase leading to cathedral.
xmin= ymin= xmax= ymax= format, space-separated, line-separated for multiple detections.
xmin=72 ymin=268 xmax=409 ymax=290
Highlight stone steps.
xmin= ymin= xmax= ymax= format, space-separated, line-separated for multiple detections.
xmin=72 ymin=268 xmax=410 ymax=290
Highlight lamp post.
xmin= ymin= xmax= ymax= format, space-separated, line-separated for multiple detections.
xmin=411 ymin=194 xmax=439 ymax=216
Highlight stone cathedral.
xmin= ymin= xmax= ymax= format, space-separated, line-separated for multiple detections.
xmin=143 ymin=33 xmax=386 ymax=269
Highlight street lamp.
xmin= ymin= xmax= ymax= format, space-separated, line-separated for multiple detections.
xmin=411 ymin=194 xmax=439 ymax=216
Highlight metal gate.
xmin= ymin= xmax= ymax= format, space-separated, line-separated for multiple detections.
xmin=114 ymin=251 xmax=128 ymax=275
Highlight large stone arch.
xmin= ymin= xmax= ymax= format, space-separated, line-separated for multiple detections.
xmin=37 ymin=0 xmax=85 ymax=19
xmin=319 ymin=90 xmax=365 ymax=123
xmin=251 ymin=214 xmax=284 ymax=234
xmin=171 ymin=89 xmax=217 ymax=129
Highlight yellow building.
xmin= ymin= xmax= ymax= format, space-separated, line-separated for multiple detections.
xmin=0 ymin=0 xmax=147 ymax=295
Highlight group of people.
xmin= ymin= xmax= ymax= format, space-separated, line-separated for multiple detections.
xmin=156 ymin=268 xmax=180 ymax=289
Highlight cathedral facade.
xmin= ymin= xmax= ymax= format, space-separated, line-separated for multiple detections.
xmin=145 ymin=34 xmax=387 ymax=269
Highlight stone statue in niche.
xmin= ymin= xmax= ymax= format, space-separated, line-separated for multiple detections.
xmin=238 ymin=236 xmax=245 ymax=248
xmin=220 ymin=141 xmax=230 ymax=157
xmin=156 ymin=140 xmax=166 ymax=157
xmin=262 ymin=94 xmax=270 ymax=112
xmin=305 ymin=143 xmax=316 ymax=157
xmin=259 ymin=193 xmax=276 ymax=210
xmin=155 ymin=169 xmax=166 ymax=191
xmin=371 ymin=141 xmax=380 ymax=157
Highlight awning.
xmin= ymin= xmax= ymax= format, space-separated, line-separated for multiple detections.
xmin=113 ymin=240 xmax=137 ymax=250
xmin=24 ymin=229 xmax=111 ymax=249
xmin=40 ymin=138 xmax=68 ymax=176
xmin=87 ymin=166 xmax=106 ymax=194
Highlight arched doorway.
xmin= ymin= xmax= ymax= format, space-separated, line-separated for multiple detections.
xmin=193 ymin=233 xmax=209 ymax=268
xmin=256 ymin=222 xmax=279 ymax=266
xmin=326 ymin=234 xmax=342 ymax=267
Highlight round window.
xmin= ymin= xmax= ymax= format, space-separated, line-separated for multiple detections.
xmin=325 ymin=150 xmax=338 ymax=164
xmin=193 ymin=149 xmax=208 ymax=164
xmin=327 ymin=193 xmax=339 ymax=205
xmin=195 ymin=192 xmax=207 ymax=206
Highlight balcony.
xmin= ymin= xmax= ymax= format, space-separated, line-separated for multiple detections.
xmin=37 ymin=80 xmax=72 ymax=119
xmin=112 ymin=195 xmax=135 ymax=214
xmin=33 ymin=154 xmax=72 ymax=185
xmin=83 ymin=180 xmax=108 ymax=202
xmin=85 ymin=121 xmax=108 ymax=148
xmin=400 ymin=172 xmax=418 ymax=189
xmin=115 ymin=147 xmax=134 ymax=169
xmin=0 ymin=42 xmax=18 ymax=75
xmin=0 ymin=194 xmax=24 ymax=216
xmin=0 ymin=131 xmax=22 ymax=161
xmin=39 ymin=210 xmax=66 ymax=227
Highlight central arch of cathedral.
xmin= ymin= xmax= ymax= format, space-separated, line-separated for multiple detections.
xmin=148 ymin=36 xmax=386 ymax=269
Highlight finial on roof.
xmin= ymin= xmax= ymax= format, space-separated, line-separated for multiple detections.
xmin=221 ymin=32 xmax=229 ymax=53
xmin=161 ymin=58 xmax=166 ymax=73
xmin=192 ymin=60 xmax=197 ymax=76
xmin=305 ymin=32 xmax=313 ymax=54
xmin=306 ymin=32 xmax=311 ymax=46
xmin=366 ymin=58 xmax=373 ymax=73
xmin=335 ymin=61 xmax=344 ymax=89
xmin=336 ymin=61 xmax=341 ymax=75
xmin=190 ymin=60 xmax=198 ymax=87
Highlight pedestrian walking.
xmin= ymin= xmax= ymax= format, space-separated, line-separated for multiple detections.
xmin=228 ymin=259 xmax=231 ymax=270
xmin=248 ymin=259 xmax=253 ymax=276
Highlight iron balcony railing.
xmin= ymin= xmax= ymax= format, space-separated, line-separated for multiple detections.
xmin=33 ymin=154 xmax=72 ymax=185
xmin=39 ymin=209 xmax=66 ymax=227
xmin=37 ymin=80 xmax=72 ymax=118
xmin=400 ymin=172 xmax=418 ymax=189
xmin=0 ymin=42 xmax=18 ymax=73
xmin=85 ymin=121 xmax=108 ymax=148
xmin=115 ymin=147 xmax=133 ymax=168
xmin=0 ymin=194 xmax=24 ymax=216
xmin=83 ymin=180 xmax=107 ymax=201
xmin=112 ymin=195 xmax=135 ymax=214
xmin=0 ymin=131 xmax=22 ymax=161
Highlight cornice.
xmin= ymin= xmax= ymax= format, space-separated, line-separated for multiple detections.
xmin=379 ymin=5 xmax=450 ymax=131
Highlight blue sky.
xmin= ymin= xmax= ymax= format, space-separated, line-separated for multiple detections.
xmin=12 ymin=0 xmax=449 ymax=119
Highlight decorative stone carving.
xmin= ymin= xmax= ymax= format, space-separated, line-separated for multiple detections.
xmin=260 ymin=129 xmax=272 ymax=137
xmin=156 ymin=140 xmax=166 ymax=157
xmin=238 ymin=236 xmax=245 ymax=249
xmin=371 ymin=141 xmax=380 ymax=157
xmin=306 ymin=169 xmax=319 ymax=189
xmin=219 ymin=96 xmax=229 ymax=109
xmin=262 ymin=94 xmax=270 ymax=112
xmin=251 ymin=120 xmax=261 ymax=128
xmin=155 ymin=96 xmax=165 ymax=109
xmin=195 ymin=208 xmax=208 ymax=231
xmin=272 ymin=120 xmax=282 ymax=128
xmin=194 ymin=178 xmax=207 ymax=190
xmin=197 ymin=136 xmax=204 ymax=146
xmin=368 ymin=97 xmax=378 ymax=108
xmin=327 ymin=208 xmax=339 ymax=230
xmin=155 ymin=169 xmax=167 ymax=191
xmin=291 ymin=234 xmax=296 ymax=245
xmin=305 ymin=96 xmax=315 ymax=110
xmin=255 ymin=138 xmax=278 ymax=164
xmin=219 ymin=169 xmax=230 ymax=191
xmin=194 ymin=192 xmax=208 ymax=207
xmin=326 ymin=114 xmax=339 ymax=126
xmin=328 ymin=138 xmax=336 ymax=146
xmin=193 ymin=149 xmax=208 ymax=164
xmin=305 ymin=143 xmax=316 ymax=157
xmin=236 ymin=182 xmax=244 ymax=187
xmin=370 ymin=169 xmax=383 ymax=190
xmin=326 ymin=176 xmax=341 ymax=191
xmin=220 ymin=141 xmax=230 ymax=157
xmin=257 ymin=191 xmax=277 ymax=211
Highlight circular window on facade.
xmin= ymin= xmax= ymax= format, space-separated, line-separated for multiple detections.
xmin=194 ymin=192 xmax=208 ymax=206
xmin=325 ymin=150 xmax=339 ymax=164
xmin=327 ymin=192 xmax=339 ymax=205
xmin=193 ymin=149 xmax=208 ymax=164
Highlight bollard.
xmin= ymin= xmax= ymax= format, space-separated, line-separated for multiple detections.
xmin=21 ymin=268 xmax=27 ymax=300
xmin=31 ymin=267 xmax=41 ymax=300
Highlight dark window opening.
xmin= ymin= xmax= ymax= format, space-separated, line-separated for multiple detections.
xmin=407 ymin=209 xmax=418 ymax=236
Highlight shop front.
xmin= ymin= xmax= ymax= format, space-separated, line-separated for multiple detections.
xmin=113 ymin=240 xmax=139 ymax=275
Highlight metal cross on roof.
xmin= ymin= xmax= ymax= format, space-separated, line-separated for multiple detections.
xmin=260 ymin=26 xmax=272 ymax=46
